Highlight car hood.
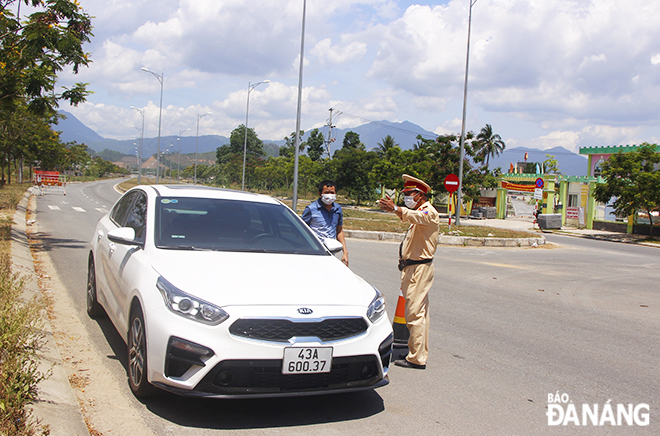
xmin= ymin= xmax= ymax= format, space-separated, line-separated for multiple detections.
xmin=150 ymin=250 xmax=376 ymax=308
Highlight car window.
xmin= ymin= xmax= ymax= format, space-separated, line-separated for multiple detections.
xmin=110 ymin=191 xmax=138 ymax=227
xmin=155 ymin=197 xmax=327 ymax=255
xmin=123 ymin=192 xmax=148 ymax=241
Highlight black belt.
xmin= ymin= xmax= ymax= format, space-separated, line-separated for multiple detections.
xmin=398 ymin=258 xmax=433 ymax=271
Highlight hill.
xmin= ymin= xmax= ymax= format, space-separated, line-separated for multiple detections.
xmin=488 ymin=146 xmax=588 ymax=176
xmin=54 ymin=112 xmax=588 ymax=176
xmin=54 ymin=111 xmax=104 ymax=144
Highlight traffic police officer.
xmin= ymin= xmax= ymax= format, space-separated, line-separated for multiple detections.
xmin=378 ymin=174 xmax=439 ymax=369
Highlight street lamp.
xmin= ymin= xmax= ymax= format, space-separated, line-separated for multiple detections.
xmin=455 ymin=0 xmax=477 ymax=226
xmin=141 ymin=67 xmax=164 ymax=184
xmin=195 ymin=112 xmax=212 ymax=184
xmin=177 ymin=128 xmax=189 ymax=184
xmin=292 ymin=0 xmax=307 ymax=212
xmin=130 ymin=106 xmax=145 ymax=184
xmin=242 ymin=80 xmax=270 ymax=191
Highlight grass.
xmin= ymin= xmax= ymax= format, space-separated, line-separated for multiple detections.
xmin=0 ymin=182 xmax=50 ymax=436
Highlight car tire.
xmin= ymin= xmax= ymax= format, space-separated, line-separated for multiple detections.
xmin=86 ymin=258 xmax=105 ymax=318
xmin=127 ymin=306 xmax=156 ymax=398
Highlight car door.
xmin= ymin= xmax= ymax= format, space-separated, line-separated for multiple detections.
xmin=105 ymin=190 xmax=148 ymax=331
xmin=96 ymin=191 xmax=137 ymax=324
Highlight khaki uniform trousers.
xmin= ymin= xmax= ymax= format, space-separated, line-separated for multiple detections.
xmin=401 ymin=262 xmax=434 ymax=366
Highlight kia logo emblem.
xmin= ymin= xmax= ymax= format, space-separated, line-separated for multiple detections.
xmin=297 ymin=308 xmax=313 ymax=315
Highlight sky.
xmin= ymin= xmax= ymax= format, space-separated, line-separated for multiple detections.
xmin=44 ymin=0 xmax=660 ymax=152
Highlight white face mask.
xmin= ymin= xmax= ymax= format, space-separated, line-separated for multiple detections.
xmin=321 ymin=194 xmax=336 ymax=205
xmin=404 ymin=195 xmax=418 ymax=209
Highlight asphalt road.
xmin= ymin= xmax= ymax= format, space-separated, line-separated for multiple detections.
xmin=35 ymin=180 xmax=659 ymax=435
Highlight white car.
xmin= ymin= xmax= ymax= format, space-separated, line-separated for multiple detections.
xmin=87 ymin=185 xmax=393 ymax=398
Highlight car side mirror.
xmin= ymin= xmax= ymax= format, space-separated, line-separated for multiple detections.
xmin=108 ymin=227 xmax=140 ymax=246
xmin=323 ymin=238 xmax=343 ymax=254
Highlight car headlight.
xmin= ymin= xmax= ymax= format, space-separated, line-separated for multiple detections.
xmin=156 ymin=276 xmax=229 ymax=325
xmin=367 ymin=288 xmax=386 ymax=323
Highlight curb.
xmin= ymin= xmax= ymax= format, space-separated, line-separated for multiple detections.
xmin=344 ymin=229 xmax=546 ymax=247
xmin=11 ymin=191 xmax=89 ymax=436
xmin=543 ymin=229 xmax=660 ymax=248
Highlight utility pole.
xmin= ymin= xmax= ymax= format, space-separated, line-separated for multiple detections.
xmin=324 ymin=108 xmax=335 ymax=159
xmin=456 ymin=0 xmax=477 ymax=225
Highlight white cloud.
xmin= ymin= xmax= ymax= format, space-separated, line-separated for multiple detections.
xmin=58 ymin=0 xmax=660 ymax=156
xmin=365 ymin=0 xmax=660 ymax=123
xmin=311 ymin=39 xmax=368 ymax=65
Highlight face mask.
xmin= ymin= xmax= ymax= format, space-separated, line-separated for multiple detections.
xmin=404 ymin=195 xmax=417 ymax=209
xmin=321 ymin=194 xmax=336 ymax=205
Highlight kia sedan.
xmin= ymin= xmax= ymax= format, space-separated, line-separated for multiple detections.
xmin=87 ymin=185 xmax=393 ymax=398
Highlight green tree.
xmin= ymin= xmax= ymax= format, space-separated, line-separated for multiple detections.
xmin=306 ymin=128 xmax=325 ymax=161
xmin=341 ymin=131 xmax=364 ymax=151
xmin=331 ymin=147 xmax=377 ymax=205
xmin=369 ymin=139 xmax=404 ymax=190
xmin=593 ymin=143 xmax=660 ymax=229
xmin=279 ymin=130 xmax=305 ymax=158
xmin=215 ymin=125 xmax=265 ymax=187
xmin=475 ymin=124 xmax=505 ymax=167
xmin=84 ymin=157 xmax=128 ymax=178
xmin=373 ymin=135 xmax=398 ymax=158
xmin=543 ymin=154 xmax=561 ymax=174
xmin=0 ymin=0 xmax=93 ymax=113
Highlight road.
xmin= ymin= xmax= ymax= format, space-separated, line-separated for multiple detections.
xmin=34 ymin=180 xmax=659 ymax=435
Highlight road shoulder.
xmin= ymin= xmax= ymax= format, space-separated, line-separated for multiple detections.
xmin=12 ymin=190 xmax=90 ymax=436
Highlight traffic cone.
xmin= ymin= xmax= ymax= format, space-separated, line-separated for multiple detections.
xmin=392 ymin=289 xmax=409 ymax=348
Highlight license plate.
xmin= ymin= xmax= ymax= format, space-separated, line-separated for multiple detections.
xmin=282 ymin=347 xmax=332 ymax=374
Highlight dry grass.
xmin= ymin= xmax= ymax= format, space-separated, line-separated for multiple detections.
xmin=341 ymin=206 xmax=535 ymax=238
xmin=0 ymin=182 xmax=50 ymax=436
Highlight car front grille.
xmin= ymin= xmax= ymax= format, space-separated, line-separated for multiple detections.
xmin=193 ymin=355 xmax=383 ymax=395
xmin=229 ymin=317 xmax=369 ymax=342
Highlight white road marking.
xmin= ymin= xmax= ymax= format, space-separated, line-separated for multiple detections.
xmin=48 ymin=205 xmax=61 ymax=211
xmin=95 ymin=208 xmax=108 ymax=214
xmin=72 ymin=207 xmax=86 ymax=212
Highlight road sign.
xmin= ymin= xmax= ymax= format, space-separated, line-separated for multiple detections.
xmin=444 ymin=174 xmax=459 ymax=193
xmin=535 ymin=177 xmax=544 ymax=189
xmin=534 ymin=188 xmax=543 ymax=200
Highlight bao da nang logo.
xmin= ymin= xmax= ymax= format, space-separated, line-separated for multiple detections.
xmin=547 ymin=392 xmax=650 ymax=426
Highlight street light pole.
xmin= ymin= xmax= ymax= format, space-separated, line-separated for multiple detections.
xmin=131 ymin=106 xmax=145 ymax=185
xmin=195 ymin=113 xmax=211 ymax=184
xmin=177 ymin=128 xmax=189 ymax=184
xmin=242 ymin=80 xmax=270 ymax=191
xmin=456 ymin=0 xmax=477 ymax=226
xmin=292 ymin=0 xmax=307 ymax=213
xmin=141 ymin=67 xmax=164 ymax=184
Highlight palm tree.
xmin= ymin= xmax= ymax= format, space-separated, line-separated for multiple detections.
xmin=374 ymin=135 xmax=399 ymax=158
xmin=476 ymin=124 xmax=505 ymax=167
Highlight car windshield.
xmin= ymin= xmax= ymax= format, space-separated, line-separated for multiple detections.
xmin=154 ymin=197 xmax=328 ymax=255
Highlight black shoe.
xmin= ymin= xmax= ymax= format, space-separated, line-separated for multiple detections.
xmin=394 ymin=359 xmax=426 ymax=370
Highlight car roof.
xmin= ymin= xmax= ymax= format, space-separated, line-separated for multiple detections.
xmin=132 ymin=185 xmax=283 ymax=206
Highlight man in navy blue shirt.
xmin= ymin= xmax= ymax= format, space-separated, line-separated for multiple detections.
xmin=302 ymin=180 xmax=349 ymax=266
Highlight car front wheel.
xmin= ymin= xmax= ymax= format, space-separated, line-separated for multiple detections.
xmin=128 ymin=306 xmax=156 ymax=398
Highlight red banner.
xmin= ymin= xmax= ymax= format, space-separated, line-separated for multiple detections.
xmin=501 ymin=181 xmax=535 ymax=192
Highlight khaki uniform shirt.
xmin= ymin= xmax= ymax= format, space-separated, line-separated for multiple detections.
xmin=399 ymin=201 xmax=440 ymax=261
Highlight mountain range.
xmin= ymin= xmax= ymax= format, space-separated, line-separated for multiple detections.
xmin=55 ymin=111 xmax=587 ymax=176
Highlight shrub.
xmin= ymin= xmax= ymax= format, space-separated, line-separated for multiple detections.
xmin=0 ymin=252 xmax=50 ymax=436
